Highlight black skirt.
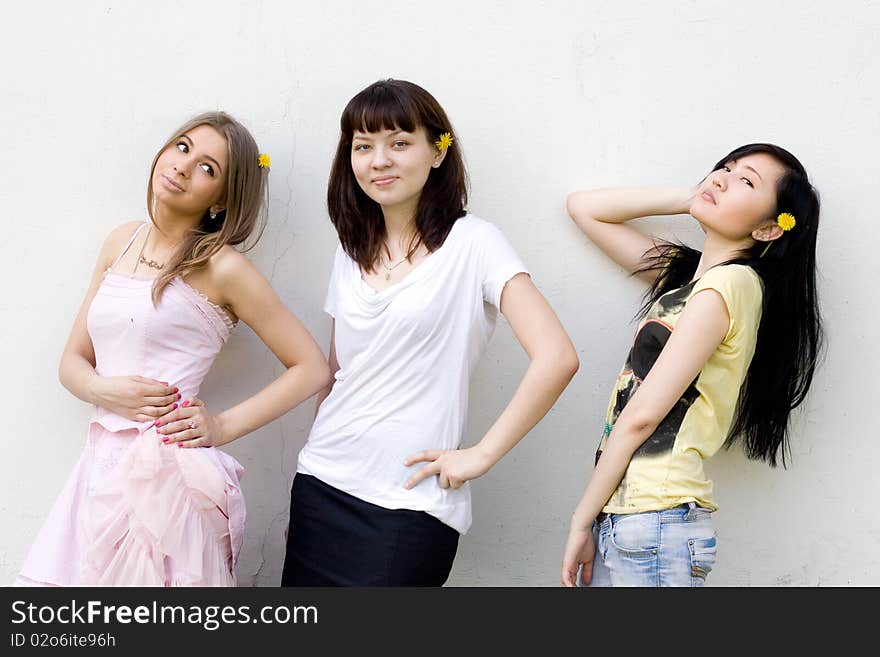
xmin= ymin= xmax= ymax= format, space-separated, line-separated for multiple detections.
xmin=281 ymin=473 xmax=460 ymax=586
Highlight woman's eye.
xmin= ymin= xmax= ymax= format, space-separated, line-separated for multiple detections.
xmin=200 ymin=163 xmax=215 ymax=176
xmin=393 ymin=140 xmax=408 ymax=148
xmin=353 ymin=144 xmax=370 ymax=152
xmin=177 ymin=142 xmax=189 ymax=153
xmin=741 ymin=177 xmax=753 ymax=188
xmin=722 ymin=165 xmax=731 ymax=172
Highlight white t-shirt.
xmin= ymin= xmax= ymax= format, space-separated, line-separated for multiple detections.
xmin=296 ymin=214 xmax=529 ymax=534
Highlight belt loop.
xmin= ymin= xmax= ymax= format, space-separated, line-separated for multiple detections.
xmin=686 ymin=501 xmax=696 ymax=519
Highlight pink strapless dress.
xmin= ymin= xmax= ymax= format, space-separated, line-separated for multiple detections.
xmin=17 ymin=266 xmax=245 ymax=587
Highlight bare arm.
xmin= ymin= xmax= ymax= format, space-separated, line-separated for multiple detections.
xmin=404 ymin=273 xmax=579 ymax=489
xmin=59 ymin=222 xmax=177 ymax=420
xmin=469 ymin=274 xmax=579 ymax=465
xmin=565 ymin=187 xmax=694 ymax=283
xmin=160 ymin=250 xmax=332 ymax=447
xmin=561 ymin=288 xmax=729 ymax=585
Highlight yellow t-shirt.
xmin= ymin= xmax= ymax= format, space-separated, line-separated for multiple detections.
xmin=597 ymin=264 xmax=763 ymax=514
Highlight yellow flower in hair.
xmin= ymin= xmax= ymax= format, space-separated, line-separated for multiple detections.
xmin=435 ymin=132 xmax=453 ymax=151
xmin=258 ymin=153 xmax=271 ymax=169
xmin=777 ymin=212 xmax=796 ymax=231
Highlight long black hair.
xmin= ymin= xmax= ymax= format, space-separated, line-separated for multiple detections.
xmin=636 ymin=143 xmax=823 ymax=467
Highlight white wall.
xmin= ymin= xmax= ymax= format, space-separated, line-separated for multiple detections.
xmin=2 ymin=0 xmax=877 ymax=586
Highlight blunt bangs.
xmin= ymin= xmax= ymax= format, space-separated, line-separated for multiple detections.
xmin=340 ymin=83 xmax=423 ymax=137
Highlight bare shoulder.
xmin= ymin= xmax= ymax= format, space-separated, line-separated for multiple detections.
xmin=209 ymin=245 xmax=258 ymax=280
xmin=106 ymin=220 xmax=146 ymax=244
xmin=207 ymin=245 xmax=270 ymax=297
xmin=206 ymin=245 xmax=276 ymax=313
xmin=98 ymin=220 xmax=147 ymax=267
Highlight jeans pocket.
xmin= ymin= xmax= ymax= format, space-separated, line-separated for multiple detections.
xmin=609 ymin=513 xmax=658 ymax=560
xmin=688 ymin=535 xmax=717 ymax=584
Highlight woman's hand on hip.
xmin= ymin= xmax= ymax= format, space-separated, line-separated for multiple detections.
xmin=154 ymin=397 xmax=227 ymax=448
xmin=90 ymin=375 xmax=179 ymax=422
xmin=403 ymin=446 xmax=494 ymax=491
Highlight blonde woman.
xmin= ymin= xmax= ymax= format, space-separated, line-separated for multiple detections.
xmin=17 ymin=112 xmax=331 ymax=586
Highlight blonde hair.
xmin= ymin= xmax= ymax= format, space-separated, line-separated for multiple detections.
xmin=147 ymin=111 xmax=268 ymax=304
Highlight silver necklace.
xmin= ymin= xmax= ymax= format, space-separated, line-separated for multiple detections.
xmin=382 ymin=255 xmax=408 ymax=281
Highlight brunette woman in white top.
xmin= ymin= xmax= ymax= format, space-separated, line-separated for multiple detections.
xmin=281 ymin=79 xmax=579 ymax=586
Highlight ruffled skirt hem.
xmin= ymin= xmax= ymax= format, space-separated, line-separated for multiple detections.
xmin=17 ymin=422 xmax=245 ymax=587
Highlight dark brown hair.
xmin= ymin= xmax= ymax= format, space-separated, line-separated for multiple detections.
xmin=147 ymin=111 xmax=268 ymax=303
xmin=327 ymin=79 xmax=469 ymax=271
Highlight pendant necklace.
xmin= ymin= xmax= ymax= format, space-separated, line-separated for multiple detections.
xmin=383 ymin=255 xmax=407 ymax=281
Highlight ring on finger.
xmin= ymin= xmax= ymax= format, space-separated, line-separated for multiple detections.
xmin=188 ymin=420 xmax=197 ymax=430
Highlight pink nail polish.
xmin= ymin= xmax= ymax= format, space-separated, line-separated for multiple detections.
xmin=182 ymin=400 xmax=190 ymax=408
xmin=160 ymin=381 xmax=169 ymax=385
xmin=155 ymin=421 xmax=162 ymax=427
xmin=177 ymin=444 xmax=182 ymax=448
xmin=162 ymin=438 xmax=169 ymax=444
xmin=176 ymin=393 xmax=181 ymax=401
xmin=172 ymin=403 xmax=178 ymax=410
xmin=173 ymin=387 xmax=179 ymax=393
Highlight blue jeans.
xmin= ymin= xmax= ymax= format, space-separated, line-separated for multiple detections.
xmin=585 ymin=502 xmax=717 ymax=587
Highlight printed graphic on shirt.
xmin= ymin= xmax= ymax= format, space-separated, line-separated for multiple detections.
xmin=596 ymin=281 xmax=699 ymax=464
xmin=594 ymin=264 xmax=763 ymax=514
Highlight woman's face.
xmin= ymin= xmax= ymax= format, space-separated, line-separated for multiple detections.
xmin=151 ymin=124 xmax=228 ymax=217
xmin=690 ymin=152 xmax=787 ymax=241
xmin=350 ymin=125 xmax=443 ymax=217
